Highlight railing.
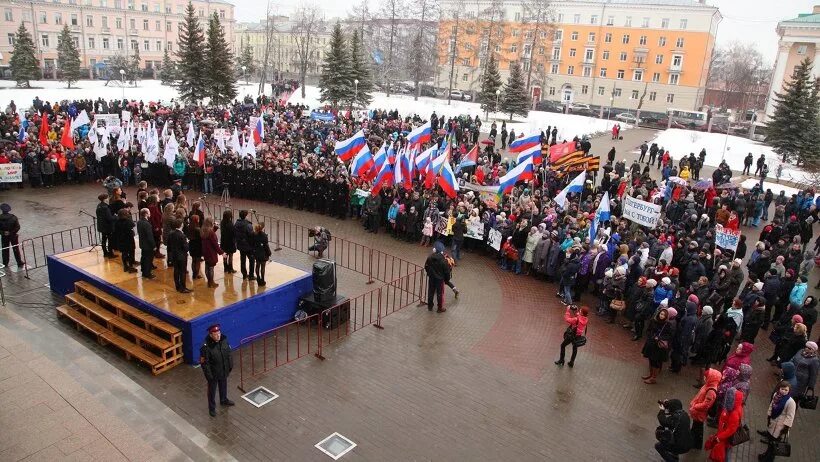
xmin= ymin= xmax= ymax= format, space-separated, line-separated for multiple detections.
xmin=19 ymin=225 xmax=98 ymax=274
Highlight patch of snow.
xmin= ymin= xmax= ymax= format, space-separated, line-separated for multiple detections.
xmin=739 ymin=179 xmax=814 ymax=198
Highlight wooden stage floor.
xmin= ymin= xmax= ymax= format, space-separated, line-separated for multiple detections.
xmin=54 ymin=248 xmax=308 ymax=321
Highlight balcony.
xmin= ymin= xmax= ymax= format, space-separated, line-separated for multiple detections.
xmin=582 ymin=57 xmax=595 ymax=65
xmin=101 ymin=27 xmax=111 ymax=34
xmin=70 ymin=24 xmax=80 ymax=31
xmin=668 ymin=64 xmax=683 ymax=73
xmin=633 ymin=46 xmax=649 ymax=54
xmin=129 ymin=29 xmax=138 ymax=36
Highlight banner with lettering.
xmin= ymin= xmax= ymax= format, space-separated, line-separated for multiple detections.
xmin=714 ymin=224 xmax=740 ymax=251
xmin=621 ymin=195 xmax=662 ymax=229
xmin=0 ymin=164 xmax=23 ymax=183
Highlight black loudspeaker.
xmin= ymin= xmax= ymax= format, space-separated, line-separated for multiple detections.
xmin=312 ymin=259 xmax=337 ymax=302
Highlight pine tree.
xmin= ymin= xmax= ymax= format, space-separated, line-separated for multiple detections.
xmin=175 ymin=1 xmax=207 ymax=103
xmin=236 ymin=38 xmax=255 ymax=83
xmin=204 ymin=12 xmax=237 ymax=105
xmin=319 ymin=22 xmax=352 ymax=108
xmin=479 ymin=54 xmax=503 ymax=117
xmin=130 ymin=44 xmax=141 ymax=83
xmin=500 ymin=62 xmax=529 ymax=121
xmin=160 ymin=48 xmax=177 ymax=85
xmin=56 ymin=25 xmax=81 ymax=88
xmin=348 ymin=30 xmax=372 ymax=108
xmin=766 ymin=57 xmax=820 ymax=168
xmin=9 ymin=23 xmax=40 ymax=88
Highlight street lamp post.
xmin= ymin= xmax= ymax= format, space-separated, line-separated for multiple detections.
xmin=495 ymin=88 xmax=501 ymax=114
xmin=721 ymin=114 xmax=735 ymax=162
xmin=242 ymin=65 xmax=247 ymax=85
xmin=119 ymin=69 xmax=125 ymax=102
xmin=607 ymin=96 xmax=614 ymax=120
xmin=352 ymin=79 xmax=359 ymax=113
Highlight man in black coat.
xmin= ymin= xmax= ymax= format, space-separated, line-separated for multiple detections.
xmin=200 ymin=324 xmax=234 ymax=417
xmin=136 ymin=208 xmax=156 ymax=279
xmin=0 ymin=203 xmax=24 ymax=268
xmin=424 ymin=241 xmax=451 ymax=313
xmin=95 ymin=193 xmax=115 ymax=258
xmin=233 ymin=210 xmax=255 ymax=280
xmin=114 ymin=208 xmax=137 ymax=273
xmin=655 ymin=399 xmax=693 ymax=461
xmin=167 ymin=218 xmax=190 ymax=293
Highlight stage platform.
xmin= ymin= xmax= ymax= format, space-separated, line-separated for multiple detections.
xmin=48 ymin=247 xmax=313 ymax=364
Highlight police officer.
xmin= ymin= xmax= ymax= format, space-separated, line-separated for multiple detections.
xmin=0 ymin=203 xmax=23 ymax=268
xmin=200 ymin=324 xmax=234 ymax=417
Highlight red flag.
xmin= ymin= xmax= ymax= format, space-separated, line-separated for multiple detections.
xmin=548 ymin=141 xmax=574 ymax=163
xmin=60 ymin=117 xmax=75 ymax=149
xmin=39 ymin=115 xmax=50 ymax=147
xmin=476 ymin=166 xmax=485 ymax=185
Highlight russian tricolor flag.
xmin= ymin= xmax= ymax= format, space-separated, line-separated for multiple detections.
xmin=415 ymin=145 xmax=435 ymax=173
xmin=515 ymin=144 xmax=542 ymax=166
xmin=497 ymin=156 xmax=534 ymax=197
xmin=373 ymin=142 xmax=387 ymax=171
xmin=508 ymin=132 xmax=541 ymax=153
xmin=437 ymin=161 xmax=459 ymax=198
xmin=407 ymin=121 xmax=432 ymax=147
xmin=253 ymin=116 xmax=265 ymax=145
xmin=195 ymin=133 xmax=206 ymax=166
xmin=425 ymin=140 xmax=449 ymax=189
xmin=401 ymin=147 xmax=414 ymax=190
xmin=335 ymin=129 xmax=367 ymax=162
xmin=350 ymin=144 xmax=375 ymax=178
xmin=371 ymin=162 xmax=394 ymax=196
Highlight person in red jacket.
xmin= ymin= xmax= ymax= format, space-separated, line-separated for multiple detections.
xmin=690 ymin=368 xmax=722 ymax=450
xmin=555 ymin=305 xmax=589 ymax=368
xmin=705 ymin=388 xmax=744 ymax=462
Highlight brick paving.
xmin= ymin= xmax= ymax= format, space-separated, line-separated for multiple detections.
xmin=0 ymin=131 xmax=819 ymax=461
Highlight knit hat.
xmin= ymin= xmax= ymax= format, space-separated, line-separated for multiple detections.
xmin=646 ymin=279 xmax=658 ymax=288
xmin=732 ymin=258 xmax=742 ymax=266
xmin=661 ymin=277 xmax=671 ymax=285
xmin=433 ymin=241 xmax=445 ymax=253
xmin=702 ymin=306 xmax=713 ymax=316
xmin=660 ymin=298 xmax=669 ymax=307
xmin=667 ymin=307 xmax=678 ymax=319
xmin=688 ymin=294 xmax=699 ymax=304
xmin=753 ymin=281 xmax=764 ymax=291
xmin=807 ymin=341 xmax=818 ymax=351
xmin=792 ymin=314 xmax=804 ymax=324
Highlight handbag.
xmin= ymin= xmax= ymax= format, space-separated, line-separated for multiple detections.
xmin=773 ymin=433 xmax=791 ymax=457
xmin=730 ymin=423 xmax=750 ymax=446
xmin=799 ymin=389 xmax=817 ymax=410
xmin=563 ymin=325 xmax=575 ymax=342
xmin=572 ymin=325 xmax=588 ymax=347
xmin=610 ymin=299 xmax=626 ymax=311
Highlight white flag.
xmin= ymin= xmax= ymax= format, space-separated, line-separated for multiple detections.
xmin=93 ymin=126 xmax=109 ymax=160
xmin=117 ymin=124 xmax=128 ymax=151
xmin=73 ymin=110 xmax=90 ymax=131
xmin=216 ymin=130 xmax=226 ymax=154
xmin=145 ymin=122 xmax=159 ymax=162
xmin=88 ymin=119 xmax=98 ymax=145
xmin=229 ymin=127 xmax=241 ymax=154
xmin=164 ymin=132 xmax=179 ymax=167
xmin=186 ymin=120 xmax=195 ymax=147
xmin=242 ymin=133 xmax=256 ymax=158
xmin=160 ymin=120 xmax=169 ymax=141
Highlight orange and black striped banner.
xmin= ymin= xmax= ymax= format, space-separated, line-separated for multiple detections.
xmin=550 ymin=154 xmax=600 ymax=171
xmin=549 ymin=150 xmax=585 ymax=169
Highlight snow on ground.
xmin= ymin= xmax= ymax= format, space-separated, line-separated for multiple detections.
xmin=287 ymin=84 xmax=626 ymax=141
xmin=646 ymin=128 xmax=809 ymax=184
xmin=0 ymin=79 xmax=260 ymax=108
xmin=739 ymin=179 xmax=814 ymax=198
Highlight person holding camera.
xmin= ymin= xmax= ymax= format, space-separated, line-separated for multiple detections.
xmin=554 ymin=305 xmax=588 ymax=368
xmin=655 ymin=399 xmax=693 ymax=462
xmin=308 ymin=226 xmax=330 ymax=259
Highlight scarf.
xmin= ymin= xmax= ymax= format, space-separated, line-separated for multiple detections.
xmin=770 ymin=390 xmax=792 ymax=419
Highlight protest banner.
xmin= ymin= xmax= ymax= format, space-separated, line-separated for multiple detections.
xmin=621 ymin=195 xmax=661 ymax=229
xmin=487 ymin=228 xmax=502 ymax=250
xmin=354 ymin=188 xmax=370 ymax=198
xmin=465 ymin=220 xmax=484 ymax=240
xmin=0 ymin=163 xmax=23 ymax=183
xmin=714 ymin=224 xmax=740 ymax=251
xmin=213 ymin=128 xmax=230 ymax=141
xmin=96 ymin=114 xmax=120 ymax=126
xmin=121 ymin=110 xmax=131 ymax=122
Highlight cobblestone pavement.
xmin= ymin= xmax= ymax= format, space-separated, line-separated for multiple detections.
xmin=1 ymin=130 xmax=818 ymax=461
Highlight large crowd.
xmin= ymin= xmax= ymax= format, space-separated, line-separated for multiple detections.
xmin=1 ymin=89 xmax=819 ymax=461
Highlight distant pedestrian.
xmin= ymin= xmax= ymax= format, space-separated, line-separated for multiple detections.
xmin=200 ymin=324 xmax=235 ymax=417
xmin=0 ymin=203 xmax=24 ymax=268
xmin=554 ymin=305 xmax=588 ymax=368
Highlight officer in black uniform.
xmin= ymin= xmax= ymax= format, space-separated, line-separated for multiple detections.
xmin=200 ymin=324 xmax=234 ymax=417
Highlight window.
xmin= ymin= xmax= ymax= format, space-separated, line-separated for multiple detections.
xmin=600 ymin=67 xmax=607 ymax=77
xmin=538 ymin=46 xmax=545 ymax=55
xmin=606 ymin=16 xmax=614 ymax=26
xmin=633 ymin=70 xmax=643 ymax=81
xmin=7 ymin=33 xmax=14 ymax=45
xmin=675 ymin=37 xmax=684 ymax=48
xmin=116 ymin=17 xmax=122 ymax=28
xmin=130 ymin=39 xmax=137 ymax=50
xmin=631 ymin=90 xmax=639 ymax=99
xmin=219 ymin=9 xmax=226 ymax=19
xmin=659 ymin=36 xmax=666 ymax=47
xmin=567 ymin=65 xmax=575 ymax=75
xmin=604 ymin=33 xmax=612 ymax=43
xmin=39 ymin=12 xmax=47 ymax=24
xmin=495 ymin=45 xmax=500 ymax=52
xmin=571 ymin=31 xmax=578 ymax=40
xmin=115 ymin=0 xmax=122 ymax=7
xmin=550 ymin=64 xmax=559 ymax=74
xmin=661 ymin=18 xmax=669 ymax=29
xmin=573 ymin=14 xmax=581 ymax=24
xmin=71 ymin=13 xmax=78 ymax=26
xmin=102 ymin=37 xmax=109 ymax=49
xmin=666 ymin=93 xmax=675 ymax=103
xmin=141 ymin=2 xmax=147 ymax=11
xmin=655 ymin=54 xmax=663 ymax=64
xmin=525 ymin=30 xmax=533 ymax=40
xmin=462 ymin=57 xmax=470 ymax=65
xmin=167 ymin=41 xmax=172 ymax=51
xmin=156 ymin=40 xmax=162 ymax=51
xmin=142 ymin=40 xmax=148 ymax=51
xmin=552 ymin=48 xmax=561 ymax=60
xmin=617 ymin=69 xmax=624 ymax=79
xmin=512 ymin=29 xmax=519 ymax=37
xmin=101 ymin=0 xmax=107 ymax=5
xmin=87 ymin=15 xmax=94 ymax=27
xmin=461 ymin=73 xmax=467 ymax=82
xmin=641 ymin=17 xmax=649 ymax=28
xmin=101 ymin=16 xmax=107 ymax=28
xmin=143 ymin=19 xmax=148 ymax=30
xmin=557 ymin=13 xmax=564 ymax=23
xmin=672 ymin=55 xmax=682 ymax=67
xmin=583 ymin=67 xmax=591 ymax=77
xmin=523 ymin=44 xmax=531 ymax=55
xmin=130 ymin=18 xmax=135 ymax=29
xmin=613 ymin=88 xmax=622 ymax=97
xmin=554 ymin=29 xmax=563 ymax=41
xmin=652 ymin=72 xmax=660 ymax=82
xmin=72 ymin=37 xmax=79 ymax=48
xmin=622 ymin=34 xmax=630 ymax=44
xmin=619 ymin=52 xmax=627 ymax=61
xmin=588 ymin=32 xmax=595 ymax=42
xmin=514 ymin=12 xmax=521 ymax=21
xmin=625 ymin=16 xmax=632 ymax=27
xmin=549 ymin=87 xmax=556 ymax=96
xmin=585 ymin=49 xmax=594 ymax=61
xmin=649 ymin=91 xmax=657 ymax=101
xmin=602 ymin=50 xmax=610 ymax=60
xmin=41 ymin=34 xmax=49 ymax=47
xmin=639 ymin=35 xmax=647 ymax=45
xmin=590 ymin=15 xmax=598 ymax=25
xmin=155 ymin=20 xmax=160 ymax=31
xmin=117 ymin=38 xmax=123 ymax=49
xmin=4 ymin=9 xmax=12 ymax=22
xmin=798 ymin=45 xmax=808 ymax=55
xmin=510 ymin=44 xmax=517 ymax=53
xmin=54 ymin=13 xmax=62 ymax=25
xmin=88 ymin=37 xmax=95 ymax=49
xmin=598 ymin=86 xmax=605 ymax=95
xmin=569 ymin=48 xmax=576 ymax=57
xmin=679 ymin=19 xmax=688 ymax=30
xmin=581 ymin=85 xmax=589 ymax=95
xmin=166 ymin=21 xmax=172 ymax=32
xmin=669 ymin=74 xmax=679 ymax=85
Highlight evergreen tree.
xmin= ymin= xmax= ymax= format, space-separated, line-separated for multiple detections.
xmin=130 ymin=44 xmax=141 ymax=83
xmin=175 ymin=1 xmax=207 ymax=103
xmin=479 ymin=54 xmax=503 ymax=117
xmin=500 ymin=62 xmax=529 ymax=121
xmin=160 ymin=48 xmax=177 ymax=85
xmin=105 ymin=55 xmax=131 ymax=86
xmin=766 ymin=57 xmax=820 ymax=168
xmin=9 ymin=23 xmax=40 ymax=88
xmin=348 ymin=30 xmax=372 ymax=107
xmin=56 ymin=25 xmax=82 ymax=88
xmin=236 ymin=38 xmax=255 ymax=83
xmin=204 ymin=12 xmax=237 ymax=104
xmin=319 ymin=22 xmax=352 ymax=108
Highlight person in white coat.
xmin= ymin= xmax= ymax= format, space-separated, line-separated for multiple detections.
xmin=757 ymin=380 xmax=796 ymax=461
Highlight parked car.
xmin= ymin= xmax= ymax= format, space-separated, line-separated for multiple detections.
xmin=614 ymin=113 xmax=640 ymax=124
xmin=419 ymin=85 xmax=439 ymax=97
xmin=570 ymin=103 xmax=591 ymax=112
xmin=449 ymin=90 xmax=472 ymax=101
xmin=535 ymin=100 xmax=565 ymax=113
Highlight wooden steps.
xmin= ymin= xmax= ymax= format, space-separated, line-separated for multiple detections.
xmin=57 ymin=282 xmax=183 ymax=375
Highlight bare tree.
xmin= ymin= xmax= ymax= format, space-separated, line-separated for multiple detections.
xmin=379 ymin=0 xmax=405 ymax=97
xmin=722 ymin=42 xmax=765 ymax=115
xmin=443 ymin=0 xmax=465 ymax=105
xmin=258 ymin=2 xmax=277 ymax=95
xmin=349 ymin=0 xmax=372 ymax=41
xmin=292 ymin=4 xmax=323 ymax=98
xmin=522 ymin=0 xmax=555 ymax=92
xmin=409 ymin=0 xmax=439 ymax=100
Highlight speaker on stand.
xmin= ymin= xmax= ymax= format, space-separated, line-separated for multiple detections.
xmin=296 ymin=259 xmax=349 ymax=329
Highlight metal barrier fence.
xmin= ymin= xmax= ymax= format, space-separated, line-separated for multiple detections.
xmin=0 ymin=225 xmax=99 ymax=279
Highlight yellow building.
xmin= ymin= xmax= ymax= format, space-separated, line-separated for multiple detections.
xmin=438 ymin=0 xmax=721 ymax=113
xmin=234 ymin=17 xmax=331 ymax=80
xmin=0 ymin=0 xmax=235 ymax=78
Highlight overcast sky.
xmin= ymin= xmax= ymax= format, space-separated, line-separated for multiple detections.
xmin=230 ymin=0 xmax=818 ymax=65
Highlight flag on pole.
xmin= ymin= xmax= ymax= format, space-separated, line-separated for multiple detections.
xmin=195 ymin=133 xmax=206 ymax=166
xmin=497 ymin=156 xmax=534 ymax=198
xmin=60 ymin=117 xmax=75 ymax=149
xmin=350 ymin=144 xmax=375 ymax=178
xmin=437 ymin=160 xmax=459 ymax=198
xmin=589 ymin=191 xmax=611 ymax=243
xmin=508 ymin=132 xmax=541 ymax=153
xmin=216 ymin=130 xmax=226 ymax=153
xmin=164 ymin=132 xmax=179 ymax=167
xmin=146 ymin=122 xmax=159 ymax=162
xmin=515 ymin=144 xmax=542 ymax=166
xmin=253 ymin=116 xmax=265 ymax=145
xmin=229 ymin=127 xmax=241 ymax=154
xmin=414 ymin=145 xmax=435 ymax=174
xmin=39 ymin=115 xmax=50 ymax=147
xmin=334 ymin=129 xmax=367 ymax=161
xmin=160 ymin=120 xmax=169 ymax=140
xmin=117 ymin=124 xmax=129 ymax=151
xmin=400 ymin=146 xmax=414 ymax=190
xmin=242 ymin=133 xmax=256 ymax=158
xmin=371 ymin=162 xmax=394 ymax=196
xmin=73 ymin=110 xmax=90 ymax=131
xmin=456 ymin=144 xmax=478 ymax=172
xmin=549 ymin=141 xmax=575 ymax=163
xmin=406 ymin=121 xmax=432 ymax=147
xmin=394 ymin=148 xmax=404 ymax=187
xmin=186 ymin=120 xmax=196 ymax=147
xmin=373 ymin=142 xmax=387 ymax=172
xmin=554 ymin=171 xmax=587 ymax=210
xmin=17 ymin=123 xmax=27 ymax=143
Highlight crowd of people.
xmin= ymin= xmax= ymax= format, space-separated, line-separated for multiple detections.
xmin=2 ymin=91 xmax=819 ymax=458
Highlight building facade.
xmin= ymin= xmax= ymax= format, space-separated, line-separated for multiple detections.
xmin=234 ymin=16 xmax=330 ymax=80
xmin=437 ymin=0 xmax=721 ymax=113
xmin=0 ymin=0 xmax=234 ymax=78
xmin=764 ymin=5 xmax=820 ymax=121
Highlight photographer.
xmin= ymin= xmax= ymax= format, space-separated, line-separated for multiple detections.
xmin=554 ymin=304 xmax=588 ymax=368
xmin=655 ymin=399 xmax=693 ymax=462
xmin=308 ymin=226 xmax=330 ymax=259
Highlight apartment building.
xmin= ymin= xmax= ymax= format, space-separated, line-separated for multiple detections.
xmin=0 ymin=0 xmax=234 ymax=78
xmin=234 ymin=17 xmax=331 ymax=80
xmin=437 ymin=0 xmax=721 ymax=113
xmin=763 ymin=5 xmax=820 ymax=121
